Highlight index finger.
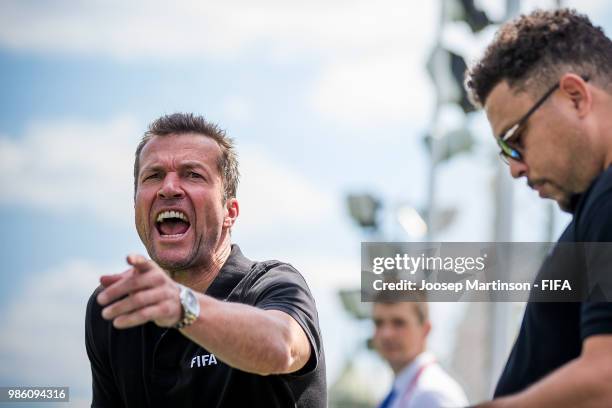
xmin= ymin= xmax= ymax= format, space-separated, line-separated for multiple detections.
xmin=126 ymin=254 xmax=154 ymax=273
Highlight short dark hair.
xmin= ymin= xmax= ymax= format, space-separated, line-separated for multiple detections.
xmin=465 ymin=8 xmax=612 ymax=107
xmin=133 ymin=113 xmax=240 ymax=201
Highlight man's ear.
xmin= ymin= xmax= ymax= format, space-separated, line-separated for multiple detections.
xmin=423 ymin=320 xmax=432 ymax=339
xmin=223 ymin=198 xmax=239 ymax=228
xmin=559 ymin=73 xmax=592 ymax=118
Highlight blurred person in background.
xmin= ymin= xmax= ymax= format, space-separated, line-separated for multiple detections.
xmin=85 ymin=113 xmax=326 ymax=407
xmin=466 ymin=8 xmax=612 ymax=407
xmin=372 ymin=294 xmax=468 ymax=408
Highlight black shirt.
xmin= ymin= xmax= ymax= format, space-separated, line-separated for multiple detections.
xmin=494 ymin=167 xmax=612 ymax=397
xmin=85 ymin=245 xmax=326 ymax=407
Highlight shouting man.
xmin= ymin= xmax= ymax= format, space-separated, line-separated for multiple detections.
xmin=85 ymin=113 xmax=326 ymax=407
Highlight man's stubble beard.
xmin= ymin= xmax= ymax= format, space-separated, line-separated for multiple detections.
xmin=147 ymin=234 xmax=212 ymax=275
xmin=548 ymin=128 xmax=600 ymax=212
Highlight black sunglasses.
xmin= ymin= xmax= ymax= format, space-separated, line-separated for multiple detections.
xmin=497 ymin=75 xmax=589 ymax=164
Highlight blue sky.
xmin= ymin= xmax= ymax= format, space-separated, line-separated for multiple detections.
xmin=0 ymin=0 xmax=610 ymax=406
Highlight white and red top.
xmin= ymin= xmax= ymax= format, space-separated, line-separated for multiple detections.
xmin=388 ymin=352 xmax=468 ymax=408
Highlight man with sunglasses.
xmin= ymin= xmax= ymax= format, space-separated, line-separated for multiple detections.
xmin=465 ymin=9 xmax=612 ymax=407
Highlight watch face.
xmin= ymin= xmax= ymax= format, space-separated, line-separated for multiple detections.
xmin=175 ymin=285 xmax=200 ymax=329
xmin=184 ymin=289 xmax=200 ymax=315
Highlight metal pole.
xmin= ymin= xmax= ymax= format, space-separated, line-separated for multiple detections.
xmin=425 ymin=0 xmax=446 ymax=242
xmin=488 ymin=0 xmax=520 ymax=396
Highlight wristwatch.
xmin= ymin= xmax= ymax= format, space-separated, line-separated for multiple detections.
xmin=174 ymin=283 xmax=200 ymax=329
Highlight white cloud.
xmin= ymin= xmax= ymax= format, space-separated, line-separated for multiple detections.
xmin=0 ymin=1 xmax=440 ymax=127
xmin=236 ymin=144 xmax=338 ymax=231
xmin=221 ymin=95 xmax=253 ymax=123
xmin=0 ymin=259 xmax=109 ymax=405
xmin=293 ymin=255 xmax=358 ymax=289
xmin=0 ymin=1 xmax=435 ymax=61
xmin=0 ymin=116 xmax=140 ymax=224
xmin=2 ymin=1 xmax=606 ymax=63
xmin=1 ymin=1 xmax=610 ymax=130
xmin=310 ymin=54 xmax=435 ymax=126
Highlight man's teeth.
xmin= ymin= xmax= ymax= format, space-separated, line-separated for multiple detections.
xmin=156 ymin=210 xmax=189 ymax=223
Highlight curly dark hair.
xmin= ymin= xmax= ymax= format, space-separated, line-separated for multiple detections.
xmin=465 ymin=8 xmax=612 ymax=107
xmin=133 ymin=113 xmax=240 ymax=201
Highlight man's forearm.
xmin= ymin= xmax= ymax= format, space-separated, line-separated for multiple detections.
xmin=180 ymin=294 xmax=308 ymax=375
xmin=478 ymin=351 xmax=612 ymax=408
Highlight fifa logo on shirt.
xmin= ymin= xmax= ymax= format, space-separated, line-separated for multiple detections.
xmin=191 ymin=353 xmax=218 ymax=368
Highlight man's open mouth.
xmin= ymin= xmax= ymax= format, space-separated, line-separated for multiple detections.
xmin=155 ymin=210 xmax=191 ymax=237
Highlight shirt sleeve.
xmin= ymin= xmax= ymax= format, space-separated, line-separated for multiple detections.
xmin=577 ymin=185 xmax=612 ymax=340
xmin=244 ymin=263 xmax=323 ymax=376
xmin=85 ymin=287 xmax=123 ymax=407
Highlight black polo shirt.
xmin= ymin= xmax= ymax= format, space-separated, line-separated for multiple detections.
xmin=85 ymin=245 xmax=326 ymax=407
xmin=494 ymin=167 xmax=612 ymax=397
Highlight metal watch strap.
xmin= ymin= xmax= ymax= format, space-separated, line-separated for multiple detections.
xmin=174 ymin=283 xmax=200 ymax=329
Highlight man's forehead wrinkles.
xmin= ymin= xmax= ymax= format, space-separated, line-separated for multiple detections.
xmin=182 ymin=161 xmax=208 ymax=169
xmin=141 ymin=150 xmax=208 ymax=167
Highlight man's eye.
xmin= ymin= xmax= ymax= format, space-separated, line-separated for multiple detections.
xmin=391 ymin=319 xmax=406 ymax=328
xmin=513 ymin=132 xmax=523 ymax=147
xmin=143 ymin=173 xmax=160 ymax=181
xmin=511 ymin=128 xmax=526 ymax=148
xmin=188 ymin=172 xmax=203 ymax=179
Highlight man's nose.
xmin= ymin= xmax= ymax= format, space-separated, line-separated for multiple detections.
xmin=509 ymin=159 xmax=528 ymax=179
xmin=158 ymin=173 xmax=184 ymax=199
xmin=377 ymin=325 xmax=393 ymax=340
